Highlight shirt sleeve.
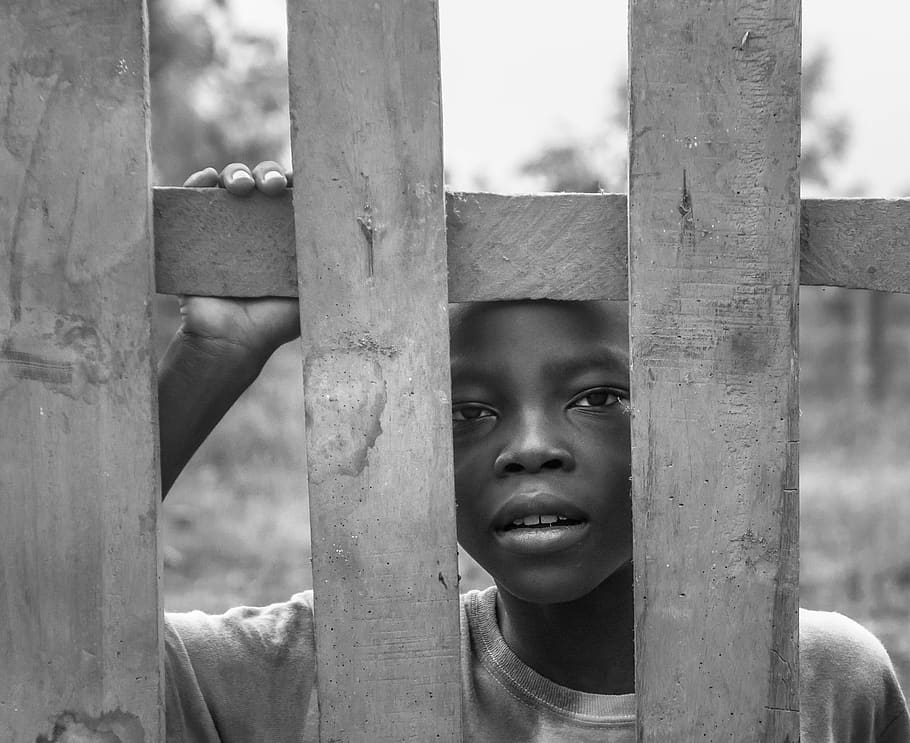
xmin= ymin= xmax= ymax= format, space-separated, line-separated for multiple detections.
xmin=164 ymin=591 xmax=319 ymax=743
xmin=800 ymin=609 xmax=910 ymax=743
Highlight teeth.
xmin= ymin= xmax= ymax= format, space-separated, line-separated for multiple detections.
xmin=511 ymin=514 xmax=567 ymax=527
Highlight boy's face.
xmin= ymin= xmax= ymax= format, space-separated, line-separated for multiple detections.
xmin=450 ymin=300 xmax=632 ymax=604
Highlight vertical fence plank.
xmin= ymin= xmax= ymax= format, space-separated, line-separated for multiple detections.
xmin=0 ymin=2 xmax=161 ymax=741
xmin=286 ymin=2 xmax=461 ymax=741
xmin=628 ymin=1 xmax=800 ymax=740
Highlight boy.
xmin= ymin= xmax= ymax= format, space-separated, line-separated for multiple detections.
xmin=161 ymin=164 xmax=910 ymax=742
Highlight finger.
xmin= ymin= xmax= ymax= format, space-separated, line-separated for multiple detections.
xmin=284 ymin=170 xmax=293 ymax=188
xmin=183 ymin=167 xmax=219 ymax=188
xmin=251 ymin=160 xmax=288 ymax=196
xmin=220 ymin=163 xmax=256 ymax=196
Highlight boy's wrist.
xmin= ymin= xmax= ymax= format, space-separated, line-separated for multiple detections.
xmin=157 ymin=328 xmax=272 ymax=497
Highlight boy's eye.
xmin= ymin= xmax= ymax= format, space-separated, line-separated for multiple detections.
xmin=452 ymin=404 xmax=495 ymax=422
xmin=571 ymin=388 xmax=625 ymax=409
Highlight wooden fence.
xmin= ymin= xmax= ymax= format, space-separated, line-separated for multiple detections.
xmin=2 ymin=0 xmax=908 ymax=741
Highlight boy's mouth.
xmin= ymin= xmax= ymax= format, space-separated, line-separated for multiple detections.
xmin=494 ymin=491 xmax=588 ymax=531
xmin=502 ymin=514 xmax=583 ymax=530
xmin=495 ymin=517 xmax=589 ymax=555
xmin=493 ymin=492 xmax=589 ymax=553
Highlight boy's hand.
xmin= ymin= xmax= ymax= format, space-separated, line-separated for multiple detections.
xmin=178 ymin=162 xmax=299 ymax=362
xmin=157 ymin=162 xmax=298 ymax=496
xmin=183 ymin=161 xmax=291 ymax=197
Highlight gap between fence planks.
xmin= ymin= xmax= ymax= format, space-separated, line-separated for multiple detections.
xmin=0 ymin=0 xmax=162 ymax=741
xmin=153 ymin=188 xmax=910 ymax=299
xmin=628 ymin=0 xmax=801 ymax=740
xmin=286 ymin=2 xmax=461 ymax=741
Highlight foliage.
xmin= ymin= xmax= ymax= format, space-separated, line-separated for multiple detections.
xmin=149 ymin=0 xmax=290 ymax=185
xmin=800 ymin=50 xmax=851 ymax=192
xmin=520 ymin=145 xmax=605 ymax=194
xmin=519 ymin=51 xmax=850 ymax=195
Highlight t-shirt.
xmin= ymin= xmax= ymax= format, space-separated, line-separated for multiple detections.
xmin=164 ymin=586 xmax=910 ymax=742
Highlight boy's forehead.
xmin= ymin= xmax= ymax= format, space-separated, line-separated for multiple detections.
xmin=448 ymin=299 xmax=629 ymax=363
xmin=450 ymin=298 xmax=626 ymax=331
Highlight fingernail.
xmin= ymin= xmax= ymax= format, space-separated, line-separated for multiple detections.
xmin=263 ymin=171 xmax=285 ymax=185
xmin=230 ymin=171 xmax=254 ymax=185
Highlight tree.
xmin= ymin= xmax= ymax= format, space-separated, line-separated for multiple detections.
xmin=800 ymin=50 xmax=850 ymax=193
xmin=148 ymin=0 xmax=290 ymax=186
xmin=519 ymin=79 xmax=626 ymax=194
xmin=519 ymin=50 xmax=849 ymax=196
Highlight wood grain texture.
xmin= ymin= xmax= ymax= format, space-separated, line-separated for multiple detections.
xmin=286 ymin=2 xmax=461 ymax=741
xmin=444 ymin=192 xmax=628 ymax=299
xmin=0 ymin=2 xmax=161 ymax=742
xmin=154 ymin=188 xmax=297 ymax=296
xmin=628 ymin=2 xmax=800 ymax=741
xmin=153 ymin=189 xmax=910 ymax=298
xmin=800 ymin=198 xmax=910 ymax=292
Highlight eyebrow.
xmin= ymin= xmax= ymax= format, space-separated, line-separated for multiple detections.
xmin=450 ymin=346 xmax=629 ymax=386
xmin=540 ymin=347 xmax=629 ymax=380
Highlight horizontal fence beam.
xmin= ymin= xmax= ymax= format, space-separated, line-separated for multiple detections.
xmin=153 ymin=188 xmax=910 ymax=299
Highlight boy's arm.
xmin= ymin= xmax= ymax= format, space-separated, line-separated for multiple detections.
xmin=157 ymin=309 xmax=285 ymax=497
xmin=158 ymin=163 xmax=298 ymax=497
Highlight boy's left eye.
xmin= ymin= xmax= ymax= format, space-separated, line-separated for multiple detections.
xmin=452 ymin=404 xmax=495 ymax=422
xmin=570 ymin=388 xmax=623 ymax=408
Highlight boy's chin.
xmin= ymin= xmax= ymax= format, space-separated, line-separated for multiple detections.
xmin=499 ymin=581 xmax=597 ymax=606
xmin=492 ymin=564 xmax=623 ymax=606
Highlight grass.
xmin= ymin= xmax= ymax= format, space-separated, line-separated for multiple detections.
xmin=159 ymin=290 xmax=910 ymax=693
xmin=799 ymin=397 xmax=910 ymax=691
xmin=801 ymin=452 xmax=910 ymax=691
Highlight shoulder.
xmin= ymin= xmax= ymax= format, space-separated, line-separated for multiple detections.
xmin=799 ymin=607 xmax=893 ymax=669
xmin=165 ymin=590 xmax=316 ymax=667
xmin=164 ymin=592 xmax=318 ymax=743
xmin=798 ymin=607 xmax=898 ymax=695
xmin=799 ymin=608 xmax=909 ymax=742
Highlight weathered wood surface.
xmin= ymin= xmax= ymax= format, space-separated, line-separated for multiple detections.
xmin=0 ymin=2 xmax=161 ymax=742
xmin=153 ymin=189 xmax=910 ymax=298
xmin=800 ymin=198 xmax=910 ymax=292
xmin=155 ymin=188 xmax=298 ymax=296
xmin=286 ymin=2 xmax=461 ymax=741
xmin=628 ymin=1 xmax=800 ymax=741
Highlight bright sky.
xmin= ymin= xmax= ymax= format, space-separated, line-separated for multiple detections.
xmin=230 ymin=0 xmax=910 ymax=196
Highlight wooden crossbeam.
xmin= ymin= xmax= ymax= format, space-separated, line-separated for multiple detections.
xmin=0 ymin=1 xmax=162 ymax=741
xmin=153 ymin=189 xmax=910 ymax=299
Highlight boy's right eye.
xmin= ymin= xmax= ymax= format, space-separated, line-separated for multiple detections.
xmin=452 ymin=404 xmax=495 ymax=422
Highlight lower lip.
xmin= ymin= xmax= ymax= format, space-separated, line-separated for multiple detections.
xmin=494 ymin=523 xmax=589 ymax=555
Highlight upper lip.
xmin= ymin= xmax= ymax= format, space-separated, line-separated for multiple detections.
xmin=492 ymin=490 xmax=588 ymax=530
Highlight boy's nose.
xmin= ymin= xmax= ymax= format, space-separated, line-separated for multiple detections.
xmin=493 ymin=421 xmax=575 ymax=475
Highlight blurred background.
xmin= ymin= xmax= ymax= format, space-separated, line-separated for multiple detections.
xmin=151 ymin=0 xmax=910 ymax=690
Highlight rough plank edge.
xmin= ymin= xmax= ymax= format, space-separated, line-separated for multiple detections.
xmin=285 ymin=1 xmax=461 ymax=741
xmin=1 ymin=0 xmax=162 ymax=739
xmin=152 ymin=189 xmax=910 ymax=298
xmin=627 ymin=0 xmax=801 ymax=737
